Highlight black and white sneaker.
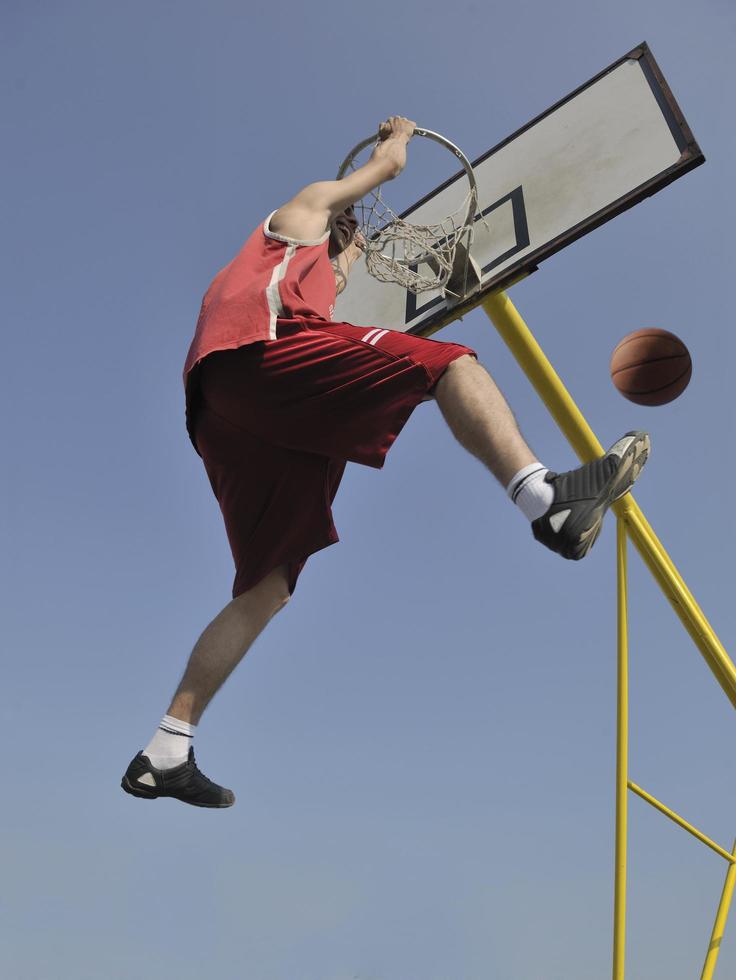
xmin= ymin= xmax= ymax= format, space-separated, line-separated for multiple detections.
xmin=532 ymin=431 xmax=650 ymax=560
xmin=121 ymin=747 xmax=235 ymax=808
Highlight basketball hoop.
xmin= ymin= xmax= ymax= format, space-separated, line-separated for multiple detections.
xmin=336 ymin=127 xmax=483 ymax=302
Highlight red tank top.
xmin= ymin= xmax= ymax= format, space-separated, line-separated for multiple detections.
xmin=183 ymin=212 xmax=337 ymax=452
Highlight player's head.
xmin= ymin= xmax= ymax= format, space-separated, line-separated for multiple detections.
xmin=328 ymin=205 xmax=358 ymax=258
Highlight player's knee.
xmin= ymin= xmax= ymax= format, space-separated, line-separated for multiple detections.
xmin=432 ymin=353 xmax=475 ymax=395
xmin=267 ymin=566 xmax=291 ymax=612
xmin=453 ymin=353 xmax=477 ymax=369
xmin=442 ymin=353 xmax=475 ymax=378
xmin=274 ymin=589 xmax=290 ymax=613
xmin=241 ymin=565 xmax=291 ymax=615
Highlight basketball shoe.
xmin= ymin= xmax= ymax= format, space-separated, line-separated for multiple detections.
xmin=121 ymin=747 xmax=235 ymax=808
xmin=532 ymin=431 xmax=650 ymax=560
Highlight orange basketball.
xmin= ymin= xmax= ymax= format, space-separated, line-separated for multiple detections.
xmin=610 ymin=328 xmax=692 ymax=406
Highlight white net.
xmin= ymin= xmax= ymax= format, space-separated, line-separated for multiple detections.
xmin=352 ymin=183 xmax=478 ymax=295
xmin=338 ymin=128 xmax=481 ymax=297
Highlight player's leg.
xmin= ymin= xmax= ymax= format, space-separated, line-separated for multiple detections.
xmin=431 ymin=353 xmax=650 ymax=559
xmin=166 ymin=563 xmax=290 ymax=727
xmin=431 ymin=353 xmax=537 ymax=487
xmin=121 ymin=565 xmax=289 ymax=809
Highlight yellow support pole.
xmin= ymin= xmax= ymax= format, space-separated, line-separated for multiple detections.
xmin=613 ymin=519 xmax=629 ymax=980
xmin=701 ymin=839 xmax=736 ymax=980
xmin=480 ymin=290 xmax=736 ymax=711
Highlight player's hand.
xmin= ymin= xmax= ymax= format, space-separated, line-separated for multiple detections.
xmin=378 ymin=116 xmax=416 ymax=143
xmin=370 ymin=117 xmax=415 ymax=179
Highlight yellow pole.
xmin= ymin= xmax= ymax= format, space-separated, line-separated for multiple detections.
xmin=613 ymin=519 xmax=629 ymax=980
xmin=481 ymin=291 xmax=736 ymax=711
xmin=623 ymin=506 xmax=736 ymax=705
xmin=701 ymin=839 xmax=736 ymax=980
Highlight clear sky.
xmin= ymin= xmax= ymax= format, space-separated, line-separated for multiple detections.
xmin=2 ymin=2 xmax=735 ymax=978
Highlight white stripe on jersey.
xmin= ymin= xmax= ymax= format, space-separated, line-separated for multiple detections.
xmin=368 ymin=329 xmax=389 ymax=346
xmin=361 ymin=327 xmax=382 ymax=343
xmin=266 ymin=244 xmax=297 ymax=340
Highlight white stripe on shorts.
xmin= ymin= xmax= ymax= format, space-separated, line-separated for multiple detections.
xmin=364 ymin=328 xmax=389 ymax=346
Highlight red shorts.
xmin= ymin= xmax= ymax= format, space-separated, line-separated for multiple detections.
xmin=192 ymin=317 xmax=476 ymax=597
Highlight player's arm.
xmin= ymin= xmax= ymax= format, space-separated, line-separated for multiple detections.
xmin=269 ymin=116 xmax=415 ymax=242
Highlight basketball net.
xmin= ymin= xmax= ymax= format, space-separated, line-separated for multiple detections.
xmin=337 ymin=128 xmax=484 ymax=298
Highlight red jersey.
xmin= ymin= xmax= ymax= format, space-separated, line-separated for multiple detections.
xmin=183 ymin=212 xmax=337 ymax=452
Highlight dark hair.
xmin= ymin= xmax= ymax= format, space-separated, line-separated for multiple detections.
xmin=328 ymin=205 xmax=358 ymax=258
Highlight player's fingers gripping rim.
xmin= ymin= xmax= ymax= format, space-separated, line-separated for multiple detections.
xmin=379 ymin=116 xmax=416 ymax=140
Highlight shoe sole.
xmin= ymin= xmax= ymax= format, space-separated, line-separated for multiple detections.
xmin=573 ymin=431 xmax=650 ymax=558
xmin=120 ymin=775 xmax=234 ymax=808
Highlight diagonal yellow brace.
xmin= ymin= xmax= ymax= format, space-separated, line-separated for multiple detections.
xmin=481 ymin=290 xmax=736 ymax=711
xmin=628 ymin=782 xmax=736 ymax=865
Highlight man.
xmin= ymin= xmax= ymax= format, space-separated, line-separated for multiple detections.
xmin=122 ymin=116 xmax=650 ymax=808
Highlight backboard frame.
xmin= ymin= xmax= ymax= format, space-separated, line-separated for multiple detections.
xmin=337 ymin=42 xmax=704 ymax=339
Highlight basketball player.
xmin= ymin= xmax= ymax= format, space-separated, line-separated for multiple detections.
xmin=122 ymin=116 xmax=650 ymax=808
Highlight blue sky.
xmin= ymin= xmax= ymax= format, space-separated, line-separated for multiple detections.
xmin=2 ymin=2 xmax=735 ymax=978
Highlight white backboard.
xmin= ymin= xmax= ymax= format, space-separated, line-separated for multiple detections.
xmin=335 ymin=43 xmax=703 ymax=336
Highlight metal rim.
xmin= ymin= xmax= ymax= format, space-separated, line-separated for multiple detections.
xmin=336 ymin=127 xmax=478 ymax=230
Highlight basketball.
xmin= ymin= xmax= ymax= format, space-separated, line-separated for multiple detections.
xmin=610 ymin=328 xmax=692 ymax=406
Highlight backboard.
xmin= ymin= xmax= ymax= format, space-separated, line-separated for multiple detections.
xmin=334 ymin=42 xmax=704 ymax=337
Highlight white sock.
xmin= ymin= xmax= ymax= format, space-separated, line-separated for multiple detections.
xmin=507 ymin=462 xmax=553 ymax=522
xmin=143 ymin=714 xmax=196 ymax=770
